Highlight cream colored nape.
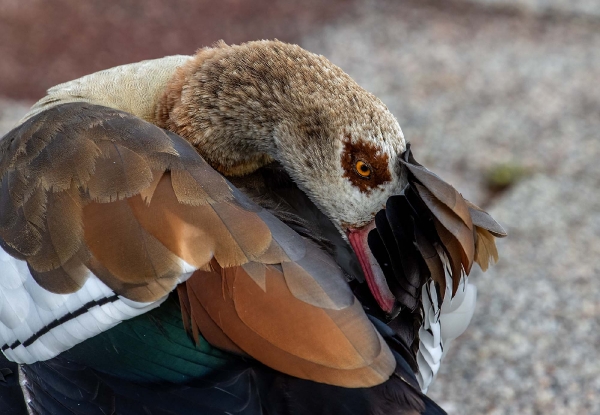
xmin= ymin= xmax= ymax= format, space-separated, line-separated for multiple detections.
xmin=19 ymin=55 xmax=192 ymax=125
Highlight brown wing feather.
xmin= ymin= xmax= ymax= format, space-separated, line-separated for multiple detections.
xmin=433 ymin=219 xmax=464 ymax=296
xmin=182 ymin=262 xmax=395 ymax=387
xmin=400 ymin=145 xmax=506 ymax=300
xmin=414 ymin=183 xmax=475 ymax=274
xmin=474 ymin=228 xmax=500 ymax=271
xmin=466 ymin=200 xmax=508 ymax=237
xmin=413 ymin=227 xmax=446 ymax=298
xmin=0 ymin=103 xmax=268 ymax=300
xmin=0 ymin=102 xmax=395 ymax=387
xmin=401 ymin=160 xmax=473 ymax=230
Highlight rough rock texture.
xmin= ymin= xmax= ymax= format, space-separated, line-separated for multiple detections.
xmin=466 ymin=0 xmax=600 ymax=18
xmin=303 ymin=1 xmax=600 ymax=413
xmin=0 ymin=99 xmax=30 ymax=136
xmin=1 ymin=0 xmax=599 ymax=413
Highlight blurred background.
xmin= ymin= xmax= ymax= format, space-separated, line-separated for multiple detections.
xmin=1 ymin=0 xmax=599 ymax=413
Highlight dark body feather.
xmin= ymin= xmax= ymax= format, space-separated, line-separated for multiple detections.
xmin=20 ymin=296 xmax=444 ymax=415
xmin=0 ymin=354 xmax=27 ymax=415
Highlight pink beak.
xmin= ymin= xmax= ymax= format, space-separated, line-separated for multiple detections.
xmin=347 ymin=222 xmax=396 ymax=314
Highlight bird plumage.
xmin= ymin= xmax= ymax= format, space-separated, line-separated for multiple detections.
xmin=0 ymin=40 xmax=505 ymax=414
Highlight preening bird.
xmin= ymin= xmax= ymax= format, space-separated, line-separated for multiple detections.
xmin=0 ymin=40 xmax=505 ymax=415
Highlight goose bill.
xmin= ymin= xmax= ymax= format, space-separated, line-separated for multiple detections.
xmin=348 ymin=222 xmax=396 ymax=314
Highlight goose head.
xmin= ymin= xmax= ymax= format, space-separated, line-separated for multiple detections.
xmin=157 ymin=40 xmax=406 ymax=313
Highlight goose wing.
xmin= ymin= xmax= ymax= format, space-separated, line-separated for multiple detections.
xmin=0 ymin=102 xmax=394 ymax=387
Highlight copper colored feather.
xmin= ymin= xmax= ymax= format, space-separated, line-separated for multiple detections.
xmin=474 ymin=228 xmax=500 ymax=271
xmin=180 ymin=260 xmax=395 ymax=388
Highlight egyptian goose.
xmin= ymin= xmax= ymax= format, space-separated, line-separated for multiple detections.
xmin=0 ymin=40 xmax=505 ymax=414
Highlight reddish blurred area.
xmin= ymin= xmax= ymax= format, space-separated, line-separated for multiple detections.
xmin=0 ymin=0 xmax=355 ymax=100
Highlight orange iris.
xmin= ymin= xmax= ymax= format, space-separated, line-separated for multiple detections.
xmin=355 ymin=160 xmax=371 ymax=178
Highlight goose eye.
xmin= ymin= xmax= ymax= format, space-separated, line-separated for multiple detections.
xmin=355 ymin=160 xmax=372 ymax=178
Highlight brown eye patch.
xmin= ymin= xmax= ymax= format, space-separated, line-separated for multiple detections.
xmin=355 ymin=160 xmax=371 ymax=178
xmin=341 ymin=137 xmax=392 ymax=193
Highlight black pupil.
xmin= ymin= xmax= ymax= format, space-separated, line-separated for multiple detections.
xmin=360 ymin=164 xmax=369 ymax=172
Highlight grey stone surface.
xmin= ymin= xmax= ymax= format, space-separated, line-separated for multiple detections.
xmin=303 ymin=1 xmax=600 ymax=414
xmin=0 ymin=99 xmax=30 ymax=136
xmin=465 ymin=0 xmax=600 ymax=18
xmin=434 ymin=175 xmax=600 ymax=414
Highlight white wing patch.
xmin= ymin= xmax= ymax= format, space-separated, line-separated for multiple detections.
xmin=0 ymin=245 xmax=195 ymax=364
xmin=417 ymin=275 xmax=477 ymax=393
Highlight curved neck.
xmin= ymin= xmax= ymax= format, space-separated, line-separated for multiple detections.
xmin=154 ymin=41 xmax=352 ymax=177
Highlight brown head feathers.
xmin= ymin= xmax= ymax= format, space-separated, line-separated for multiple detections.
xmin=157 ymin=40 xmax=403 ymax=175
xmin=156 ymin=40 xmax=406 ymax=230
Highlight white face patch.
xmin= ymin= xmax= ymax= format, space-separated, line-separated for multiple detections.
xmin=310 ymin=128 xmax=406 ymax=231
xmin=271 ymin=78 xmax=406 ymax=233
